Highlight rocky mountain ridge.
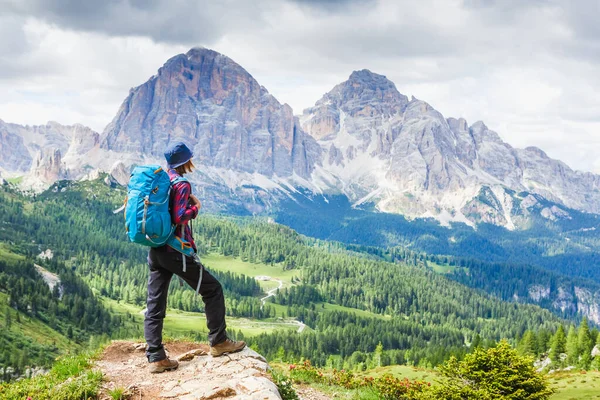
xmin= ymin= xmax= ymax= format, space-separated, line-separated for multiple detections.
xmin=302 ymin=69 xmax=600 ymax=228
xmin=1 ymin=47 xmax=599 ymax=229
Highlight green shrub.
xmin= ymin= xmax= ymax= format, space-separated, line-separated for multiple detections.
xmin=369 ymin=374 xmax=431 ymax=400
xmin=289 ymin=360 xmax=325 ymax=384
xmin=430 ymin=340 xmax=555 ymax=400
xmin=271 ymin=370 xmax=299 ymax=400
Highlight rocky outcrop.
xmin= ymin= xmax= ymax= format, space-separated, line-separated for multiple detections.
xmin=105 ymin=161 xmax=130 ymax=187
xmin=528 ymin=285 xmax=551 ymax=302
xmin=0 ymin=119 xmax=100 ymax=190
xmin=102 ymin=47 xmax=320 ymax=180
xmin=97 ymin=341 xmax=281 ymax=400
xmin=524 ymin=284 xmax=600 ymax=324
xmin=573 ymin=287 xmax=600 ymax=324
xmin=24 ymin=148 xmax=69 ymax=188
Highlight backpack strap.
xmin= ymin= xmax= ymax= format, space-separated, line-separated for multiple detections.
xmin=170 ymin=176 xmax=189 ymax=186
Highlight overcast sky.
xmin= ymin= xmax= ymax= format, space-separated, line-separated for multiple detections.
xmin=1 ymin=0 xmax=599 ymax=172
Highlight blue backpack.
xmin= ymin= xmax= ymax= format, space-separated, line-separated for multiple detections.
xmin=116 ymin=165 xmax=203 ymax=293
xmin=119 ymin=165 xmax=194 ymax=254
xmin=122 ymin=165 xmax=176 ymax=247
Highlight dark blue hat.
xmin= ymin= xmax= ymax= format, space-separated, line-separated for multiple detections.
xmin=164 ymin=141 xmax=194 ymax=168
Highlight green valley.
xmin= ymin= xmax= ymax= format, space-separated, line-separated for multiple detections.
xmin=1 ymin=178 xmax=599 ymax=399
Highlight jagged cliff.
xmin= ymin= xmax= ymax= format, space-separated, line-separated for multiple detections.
xmin=101 ymin=47 xmax=321 ymax=180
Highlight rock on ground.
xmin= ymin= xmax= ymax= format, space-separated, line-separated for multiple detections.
xmin=96 ymin=340 xmax=281 ymax=399
xmin=295 ymin=385 xmax=333 ymax=400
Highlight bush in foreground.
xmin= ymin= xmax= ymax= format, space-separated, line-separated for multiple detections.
xmin=431 ymin=340 xmax=555 ymax=400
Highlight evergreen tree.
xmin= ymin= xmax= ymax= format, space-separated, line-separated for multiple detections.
xmin=518 ymin=330 xmax=537 ymax=357
xmin=471 ymin=334 xmax=482 ymax=352
xmin=578 ymin=317 xmax=594 ymax=369
xmin=550 ymin=325 xmax=566 ymax=366
xmin=566 ymin=325 xmax=579 ymax=367
xmin=537 ymin=329 xmax=552 ymax=355
xmin=374 ymin=342 xmax=384 ymax=368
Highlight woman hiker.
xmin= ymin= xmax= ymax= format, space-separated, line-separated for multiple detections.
xmin=145 ymin=141 xmax=246 ymax=373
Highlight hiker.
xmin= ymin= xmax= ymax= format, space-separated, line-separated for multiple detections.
xmin=145 ymin=142 xmax=246 ymax=373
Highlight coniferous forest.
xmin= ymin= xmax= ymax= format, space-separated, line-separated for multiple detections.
xmin=0 ymin=178 xmax=599 ymax=379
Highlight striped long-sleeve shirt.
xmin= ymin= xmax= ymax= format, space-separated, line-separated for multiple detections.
xmin=167 ymin=169 xmax=198 ymax=251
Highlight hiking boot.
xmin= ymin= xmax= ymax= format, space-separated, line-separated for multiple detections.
xmin=148 ymin=357 xmax=179 ymax=373
xmin=210 ymin=339 xmax=246 ymax=357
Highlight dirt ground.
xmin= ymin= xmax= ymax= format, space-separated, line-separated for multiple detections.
xmin=96 ymin=340 xmax=210 ymax=399
xmin=295 ymin=385 xmax=332 ymax=400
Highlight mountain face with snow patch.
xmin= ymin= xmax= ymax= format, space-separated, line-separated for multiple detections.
xmin=1 ymin=47 xmax=599 ymax=228
xmin=301 ymin=70 xmax=600 ymax=228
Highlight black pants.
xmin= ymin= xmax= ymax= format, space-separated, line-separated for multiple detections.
xmin=145 ymin=248 xmax=227 ymax=362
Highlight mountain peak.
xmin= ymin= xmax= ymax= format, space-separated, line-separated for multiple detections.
xmin=184 ymin=46 xmax=223 ymax=62
xmin=160 ymin=47 xmax=242 ymax=76
xmin=345 ymin=69 xmax=403 ymax=98
xmin=306 ymin=69 xmax=408 ymax=118
xmin=186 ymin=46 xmax=208 ymax=54
xmin=348 ymin=69 xmax=389 ymax=83
xmin=101 ymin=46 xmax=320 ymax=181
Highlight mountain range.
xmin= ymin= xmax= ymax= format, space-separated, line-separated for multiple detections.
xmin=1 ymin=47 xmax=599 ymax=230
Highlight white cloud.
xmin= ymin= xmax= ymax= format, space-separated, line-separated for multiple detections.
xmin=0 ymin=18 xmax=187 ymax=131
xmin=0 ymin=0 xmax=599 ymax=173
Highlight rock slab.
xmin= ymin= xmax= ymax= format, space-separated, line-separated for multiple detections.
xmin=97 ymin=341 xmax=281 ymax=400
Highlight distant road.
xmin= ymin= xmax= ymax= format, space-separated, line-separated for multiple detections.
xmin=260 ymin=278 xmax=283 ymax=305
xmin=293 ymin=320 xmax=306 ymax=333
xmin=258 ymin=278 xmax=305 ymax=332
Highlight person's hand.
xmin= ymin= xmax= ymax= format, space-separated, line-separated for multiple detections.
xmin=189 ymin=194 xmax=201 ymax=209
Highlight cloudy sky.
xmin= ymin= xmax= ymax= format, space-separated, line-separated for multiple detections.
xmin=1 ymin=0 xmax=599 ymax=172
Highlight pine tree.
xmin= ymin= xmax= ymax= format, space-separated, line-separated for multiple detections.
xmin=550 ymin=325 xmax=566 ymax=366
xmin=537 ymin=329 xmax=552 ymax=355
xmin=578 ymin=317 xmax=594 ymax=370
xmin=518 ymin=330 xmax=537 ymax=356
xmin=471 ymin=334 xmax=482 ymax=351
xmin=566 ymin=325 xmax=579 ymax=367
xmin=374 ymin=342 xmax=384 ymax=368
